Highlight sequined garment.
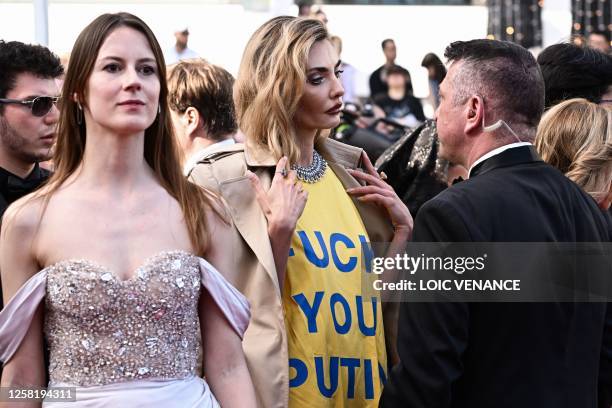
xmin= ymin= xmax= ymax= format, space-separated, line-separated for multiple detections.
xmin=374 ymin=120 xmax=450 ymax=216
xmin=44 ymin=251 xmax=202 ymax=386
xmin=375 ymin=120 xmax=448 ymax=182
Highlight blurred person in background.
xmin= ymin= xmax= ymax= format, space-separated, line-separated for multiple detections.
xmin=373 ymin=64 xmax=425 ymax=128
xmin=588 ymin=30 xmax=611 ymax=54
xmin=189 ymin=15 xmax=413 ymax=407
xmin=312 ymin=8 xmax=328 ymax=27
xmin=167 ymin=59 xmax=238 ymax=175
xmin=537 ymin=42 xmax=612 ymax=108
xmin=535 ymin=98 xmax=611 ymax=212
xmin=369 ymin=39 xmax=412 ymax=99
xmin=330 ymin=35 xmax=356 ymax=103
xmin=296 ymin=1 xmax=312 ymax=17
xmin=165 ymin=25 xmax=199 ymax=65
xmin=421 ymin=52 xmax=446 ymax=110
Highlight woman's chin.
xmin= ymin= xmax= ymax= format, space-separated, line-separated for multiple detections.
xmin=321 ymin=116 xmax=341 ymax=130
xmin=110 ymin=120 xmax=156 ymax=135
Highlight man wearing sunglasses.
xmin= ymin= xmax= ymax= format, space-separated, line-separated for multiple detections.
xmin=0 ymin=40 xmax=63 ymax=307
xmin=0 ymin=41 xmax=63 ymax=216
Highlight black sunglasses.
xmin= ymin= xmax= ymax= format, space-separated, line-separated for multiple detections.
xmin=0 ymin=96 xmax=60 ymax=117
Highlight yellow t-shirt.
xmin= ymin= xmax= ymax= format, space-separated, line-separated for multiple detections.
xmin=284 ymin=167 xmax=387 ymax=407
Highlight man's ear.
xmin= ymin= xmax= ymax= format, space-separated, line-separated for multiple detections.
xmin=464 ymin=95 xmax=483 ymax=135
xmin=185 ymin=107 xmax=201 ymax=136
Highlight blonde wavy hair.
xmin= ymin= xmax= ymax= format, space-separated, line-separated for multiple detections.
xmin=234 ymin=16 xmax=328 ymax=164
xmin=535 ymin=98 xmax=612 ymax=203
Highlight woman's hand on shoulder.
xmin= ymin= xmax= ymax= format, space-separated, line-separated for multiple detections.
xmin=246 ymin=156 xmax=308 ymax=236
xmin=346 ymin=151 xmax=413 ymax=241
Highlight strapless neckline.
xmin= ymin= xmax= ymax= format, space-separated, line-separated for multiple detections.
xmin=41 ymin=249 xmax=197 ymax=283
xmin=0 ymin=248 xmax=250 ymax=392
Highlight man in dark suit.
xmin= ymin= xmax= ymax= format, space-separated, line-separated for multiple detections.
xmin=380 ymin=39 xmax=611 ymax=408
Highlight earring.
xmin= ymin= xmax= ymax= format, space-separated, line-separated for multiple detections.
xmin=158 ymin=104 xmax=161 ymax=115
xmin=76 ymin=102 xmax=83 ymax=125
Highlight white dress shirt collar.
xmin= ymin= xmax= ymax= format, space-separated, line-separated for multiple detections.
xmin=468 ymin=142 xmax=532 ymax=178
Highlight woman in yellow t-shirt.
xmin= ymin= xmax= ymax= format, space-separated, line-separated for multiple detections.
xmin=193 ymin=16 xmax=413 ymax=407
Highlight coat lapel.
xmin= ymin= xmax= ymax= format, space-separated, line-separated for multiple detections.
xmin=217 ymin=171 xmax=281 ymax=296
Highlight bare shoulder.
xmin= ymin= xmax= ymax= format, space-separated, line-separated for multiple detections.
xmin=1 ymin=192 xmax=46 ymax=241
xmin=1 ymin=193 xmax=47 ymax=295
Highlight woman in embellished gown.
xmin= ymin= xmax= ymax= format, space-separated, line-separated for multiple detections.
xmin=0 ymin=12 xmax=256 ymax=407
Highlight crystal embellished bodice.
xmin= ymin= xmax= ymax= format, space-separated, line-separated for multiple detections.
xmin=44 ymin=251 xmax=202 ymax=386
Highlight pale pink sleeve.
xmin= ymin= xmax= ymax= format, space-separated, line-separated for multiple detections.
xmin=198 ymin=258 xmax=250 ymax=339
xmin=0 ymin=271 xmax=47 ymax=364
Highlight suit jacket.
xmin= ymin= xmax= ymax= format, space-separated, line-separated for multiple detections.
xmin=189 ymin=138 xmax=395 ymax=408
xmin=380 ymin=145 xmax=612 ymax=408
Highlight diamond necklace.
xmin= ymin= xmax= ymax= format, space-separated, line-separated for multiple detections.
xmin=291 ymin=150 xmax=327 ymax=183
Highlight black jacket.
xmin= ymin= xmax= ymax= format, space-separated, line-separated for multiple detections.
xmin=380 ymin=145 xmax=612 ymax=408
xmin=0 ymin=163 xmax=50 ymax=218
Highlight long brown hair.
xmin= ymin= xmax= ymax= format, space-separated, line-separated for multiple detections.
xmin=234 ymin=16 xmax=329 ymax=164
xmin=45 ymin=12 xmax=220 ymax=255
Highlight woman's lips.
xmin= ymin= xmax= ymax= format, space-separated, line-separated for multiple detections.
xmin=326 ymin=103 xmax=343 ymax=114
xmin=118 ymin=100 xmax=145 ymax=106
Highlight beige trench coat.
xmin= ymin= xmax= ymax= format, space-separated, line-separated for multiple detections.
xmin=189 ymin=138 xmax=397 ymax=408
